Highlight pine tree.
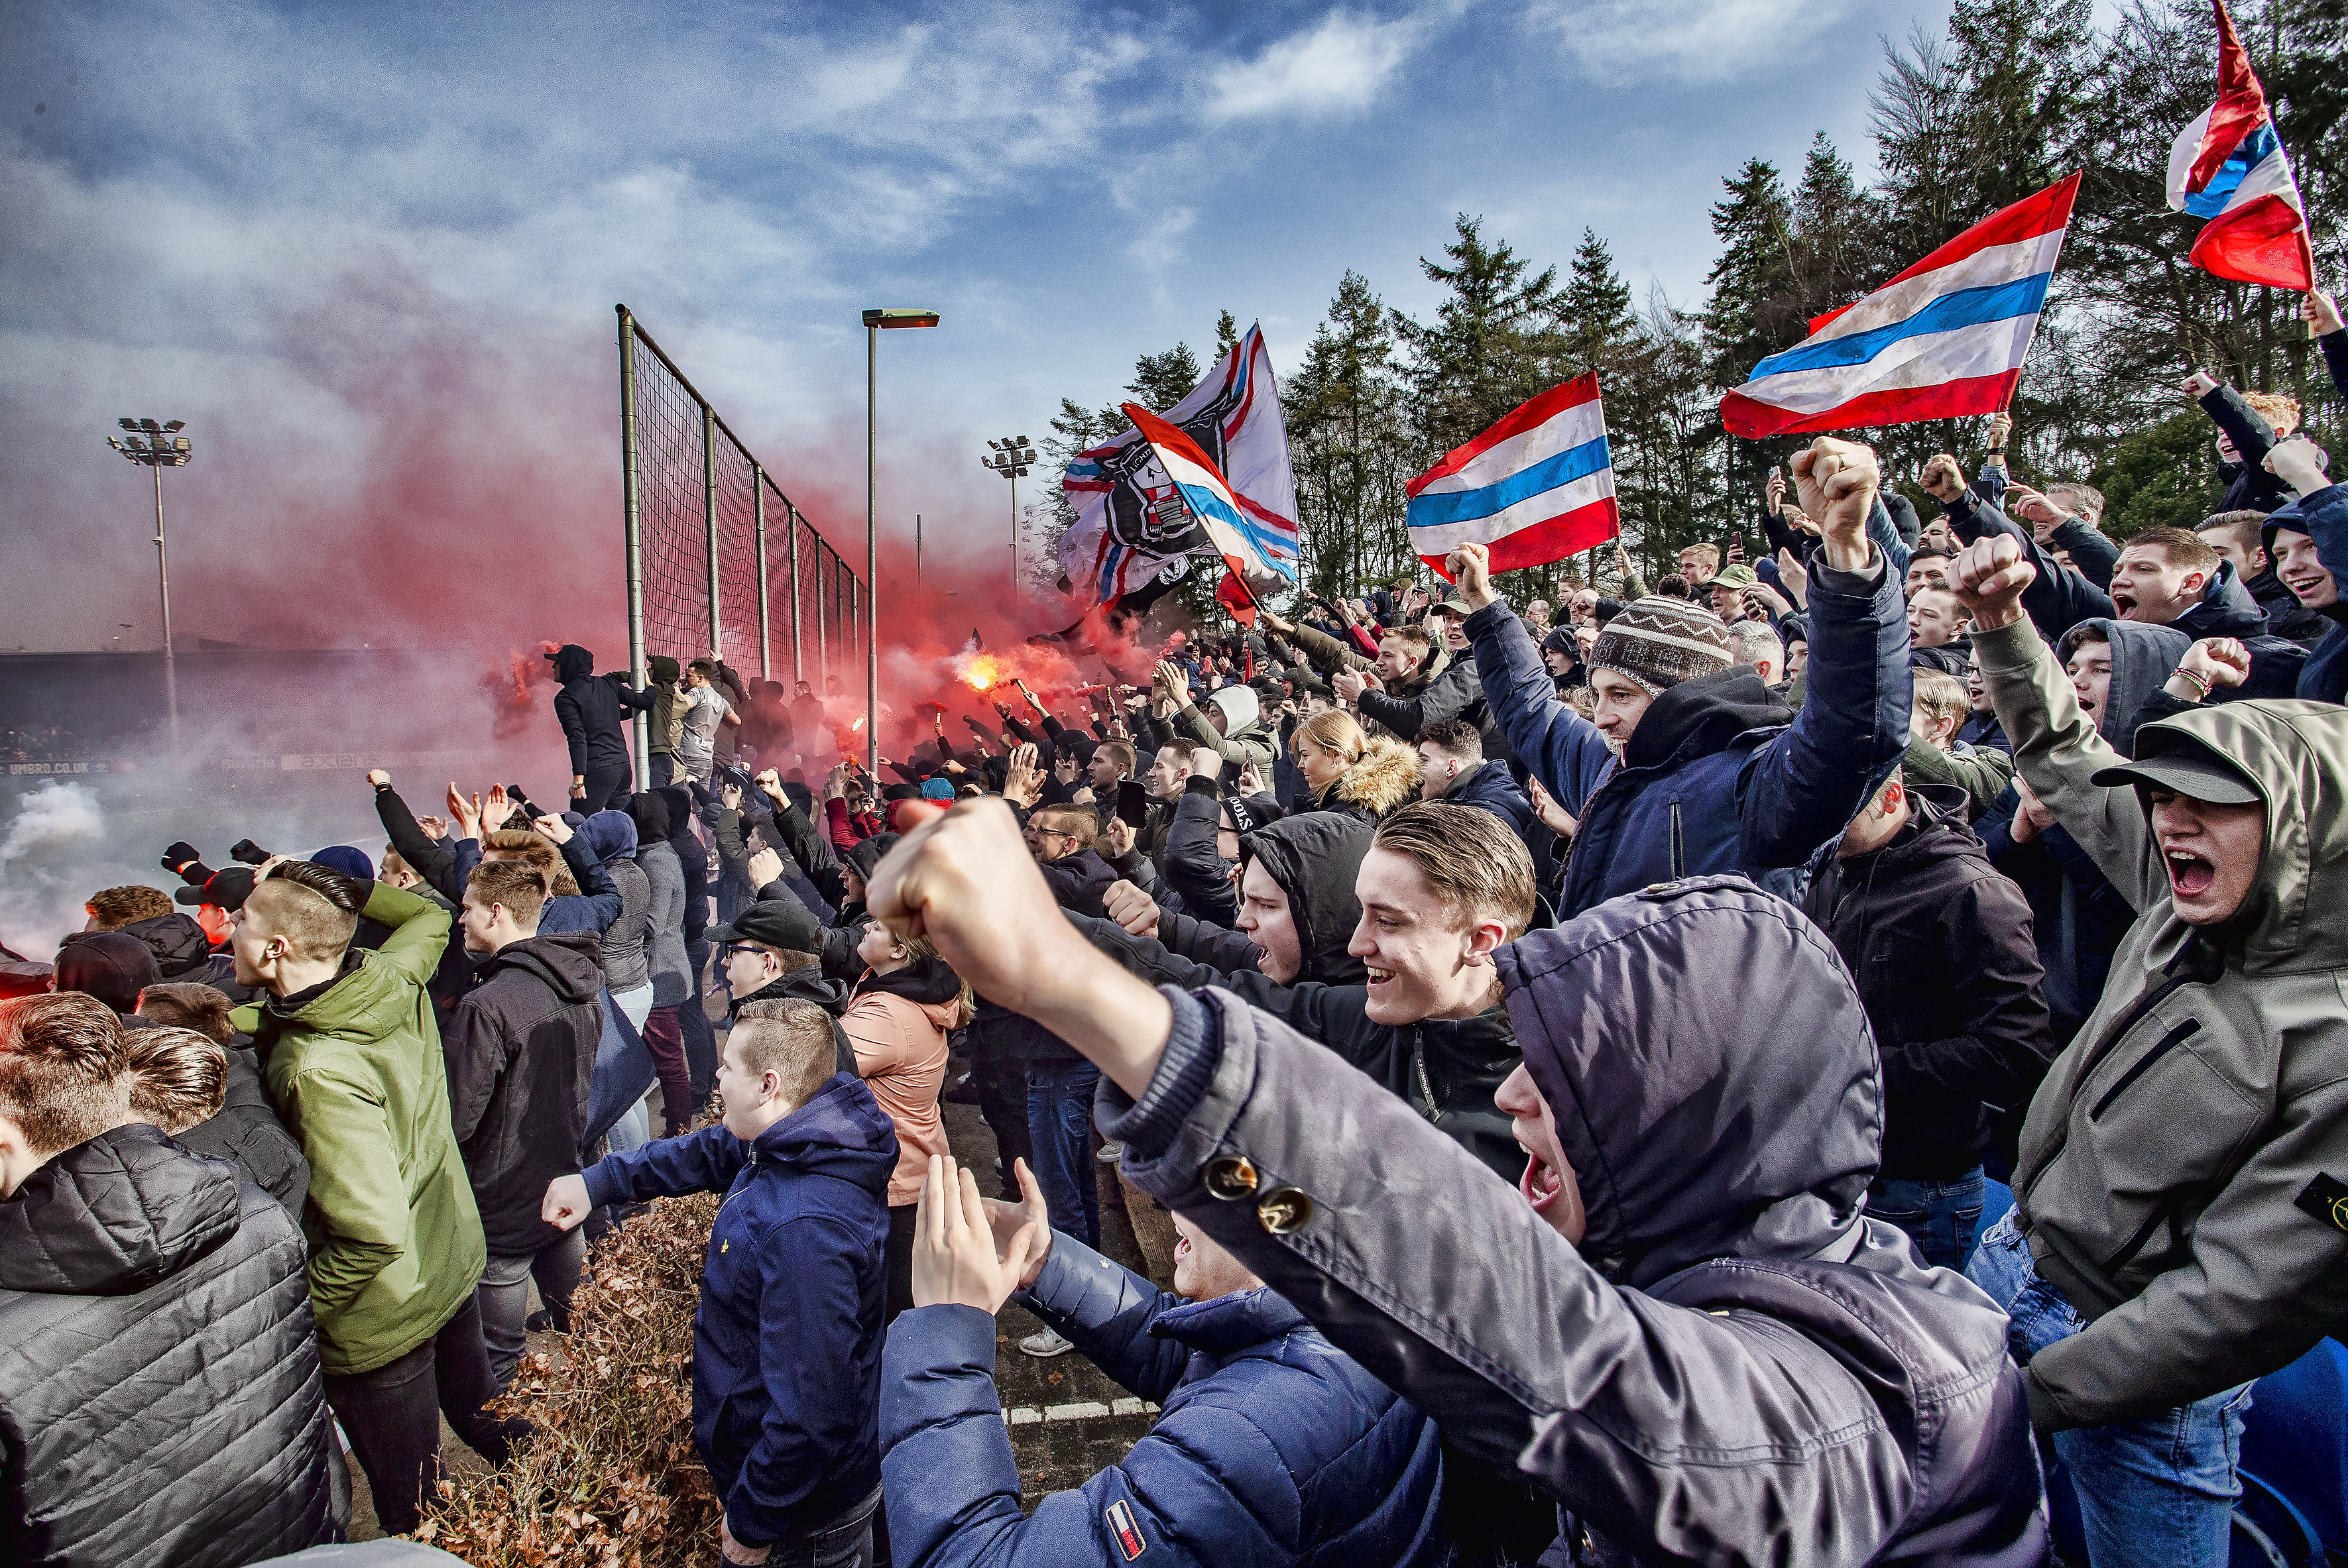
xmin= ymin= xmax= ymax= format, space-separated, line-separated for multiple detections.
xmin=1214 ymin=309 xmax=1241 ymax=361
xmin=1126 ymin=344 xmax=1203 ymax=413
xmin=1288 ymin=271 xmax=1411 ymax=592
xmin=1391 ymin=215 xmax=1570 ymax=455
xmin=1562 ymin=228 xmax=1636 ymax=378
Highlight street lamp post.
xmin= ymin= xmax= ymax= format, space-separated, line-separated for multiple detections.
xmin=981 ymin=435 xmax=1035 ymax=596
xmin=107 ymin=417 xmax=191 ymax=755
xmin=862 ymin=307 xmax=940 ymax=779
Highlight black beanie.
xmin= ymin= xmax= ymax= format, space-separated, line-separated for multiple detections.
xmin=54 ymin=931 xmax=162 ymax=1015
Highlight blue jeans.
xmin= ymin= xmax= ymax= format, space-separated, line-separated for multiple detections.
xmin=1867 ymin=1167 xmax=1985 ymax=1271
xmin=1967 ymin=1211 xmax=2251 ymax=1567
xmin=1025 ymin=1060 xmax=1101 ymax=1251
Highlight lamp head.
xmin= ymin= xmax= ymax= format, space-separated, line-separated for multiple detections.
xmin=862 ymin=308 xmax=941 ymax=329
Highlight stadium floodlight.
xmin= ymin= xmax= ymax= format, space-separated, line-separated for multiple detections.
xmin=103 ymin=415 xmax=192 ymax=753
xmin=863 ymin=305 xmax=941 ymax=777
xmin=982 ymin=435 xmax=1039 ymax=589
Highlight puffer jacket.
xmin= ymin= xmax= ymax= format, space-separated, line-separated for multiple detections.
xmin=880 ymin=1237 xmax=1443 ymax=1568
xmin=115 ymin=911 xmax=213 ymax=980
xmin=0 ymin=1124 xmax=340 ymax=1568
xmin=1470 ymin=554 xmax=1911 ymax=919
xmin=1305 ymin=736 xmax=1421 ymax=822
xmin=551 ymin=644 xmax=635 ymax=775
xmin=581 ymin=1076 xmax=896 ymax=1550
xmin=1977 ymin=618 xmax=2348 ymax=1430
xmin=841 ymin=960 xmax=959 ymax=1205
xmin=173 ymin=1044 xmax=312 ymax=1217
xmin=236 ymin=881 xmax=487 ymax=1376
xmin=441 ymin=931 xmax=605 ymax=1257
xmin=1104 ymin=878 xmax=2046 ymax=1567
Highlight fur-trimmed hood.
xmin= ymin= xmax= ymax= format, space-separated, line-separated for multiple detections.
xmin=1313 ymin=736 xmax=1422 ymax=820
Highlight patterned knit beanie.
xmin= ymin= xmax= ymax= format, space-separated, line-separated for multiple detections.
xmin=1588 ymin=596 xmax=1733 ymax=696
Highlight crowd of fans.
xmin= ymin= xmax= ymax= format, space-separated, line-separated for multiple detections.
xmin=1 ymin=295 xmax=2345 ymax=1568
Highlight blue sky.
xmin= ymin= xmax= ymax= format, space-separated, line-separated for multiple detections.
xmin=2 ymin=0 xmax=1977 ymax=653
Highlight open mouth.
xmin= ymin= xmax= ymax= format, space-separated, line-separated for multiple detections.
xmin=1364 ymin=964 xmax=1395 ymax=987
xmin=2112 ymin=588 xmax=2139 ymax=618
xmin=2166 ymin=849 xmax=2217 ymax=898
xmin=1518 ymin=1143 xmax=1569 ymax=1215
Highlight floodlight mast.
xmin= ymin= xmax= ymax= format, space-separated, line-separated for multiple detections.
xmin=105 ymin=417 xmax=192 ymax=755
xmin=982 ymin=434 xmax=1035 ymax=594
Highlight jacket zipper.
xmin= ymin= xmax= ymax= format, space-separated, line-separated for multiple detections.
xmin=2089 ymin=1019 xmax=2201 ymax=1121
xmin=2101 ymin=1195 xmax=2185 ymax=1276
xmin=1669 ymin=802 xmax=1685 ymax=880
xmin=1413 ymin=1039 xmax=1439 ymax=1123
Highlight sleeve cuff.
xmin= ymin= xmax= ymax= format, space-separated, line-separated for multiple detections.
xmin=1183 ymin=775 xmax=1221 ymax=799
xmin=581 ymin=1154 xmax=628 ymax=1209
xmin=1096 ymin=985 xmax=1222 ymax=1161
xmin=1808 ymin=555 xmax=1887 ymax=595
xmin=1463 ymin=602 xmax=1512 ymax=637
xmin=2023 ymin=1367 xmax=2068 ymax=1433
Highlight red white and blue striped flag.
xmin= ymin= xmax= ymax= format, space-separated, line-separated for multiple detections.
xmin=1721 ymin=173 xmax=2081 ymax=438
xmin=2166 ymin=0 xmax=2315 ymax=291
xmin=1120 ymin=402 xmax=1297 ymax=588
xmin=1405 ymin=372 xmax=1619 ymax=575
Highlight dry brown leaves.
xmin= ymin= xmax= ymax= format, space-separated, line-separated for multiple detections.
xmin=418 ymin=1192 xmax=723 ymax=1567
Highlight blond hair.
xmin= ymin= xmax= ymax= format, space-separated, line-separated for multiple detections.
xmin=2243 ymin=390 xmax=2302 ymax=435
xmin=1370 ymin=802 xmax=1537 ymax=940
xmin=1294 ymin=708 xmax=1368 ymax=767
xmin=1912 ymin=671 xmax=1970 ymax=737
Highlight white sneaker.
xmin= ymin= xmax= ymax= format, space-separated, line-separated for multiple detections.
xmin=1096 ymin=1140 xmax=1126 ymax=1164
xmin=1019 ymin=1327 xmax=1074 ymax=1358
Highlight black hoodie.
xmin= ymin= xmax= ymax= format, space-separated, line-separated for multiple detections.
xmin=1804 ymin=800 xmax=2056 ymax=1180
xmin=441 ymin=930 xmax=607 ymax=1255
xmin=552 ymin=643 xmax=636 ymax=776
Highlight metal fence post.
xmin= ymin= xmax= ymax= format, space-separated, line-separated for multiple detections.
xmin=616 ymin=306 xmax=649 ymax=789
xmin=702 ymin=408 xmax=721 ymax=661
xmin=815 ymin=541 xmax=829 ymax=687
xmin=754 ymin=467 xmax=771 ymax=682
xmin=788 ymin=505 xmax=803 ymax=683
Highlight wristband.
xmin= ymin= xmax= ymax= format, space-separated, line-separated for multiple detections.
xmin=2174 ymin=668 xmax=2213 ymax=702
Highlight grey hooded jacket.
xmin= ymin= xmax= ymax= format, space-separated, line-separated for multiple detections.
xmin=1102 ymin=877 xmax=2045 ymax=1566
xmin=1977 ymin=618 xmax=2348 ymax=1430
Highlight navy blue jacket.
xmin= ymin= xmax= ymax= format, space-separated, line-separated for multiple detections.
xmin=880 ymin=1237 xmax=1444 ymax=1568
xmin=1441 ymin=759 xmax=1535 ymax=841
xmin=582 ymin=1075 xmax=896 ymax=1548
xmin=2264 ymin=483 xmax=2348 ymax=704
xmin=1468 ymin=553 xmax=1911 ymax=918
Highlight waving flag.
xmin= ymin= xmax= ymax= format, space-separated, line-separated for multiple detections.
xmin=1722 ymin=174 xmax=2081 ymax=438
xmin=1405 ymin=373 xmax=1618 ymax=575
xmin=1057 ymin=322 xmax=1299 ymax=610
xmin=1121 ymin=402 xmax=1297 ymax=589
xmin=2166 ymin=0 xmax=2314 ymax=291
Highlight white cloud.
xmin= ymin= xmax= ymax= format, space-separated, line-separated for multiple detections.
xmin=1531 ymin=0 xmax=1873 ymax=84
xmin=1203 ymin=10 xmax=1431 ymax=122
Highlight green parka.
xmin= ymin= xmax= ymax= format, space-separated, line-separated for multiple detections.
xmin=238 ymin=880 xmax=487 ymax=1376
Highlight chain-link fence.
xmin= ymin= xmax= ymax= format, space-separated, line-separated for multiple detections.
xmin=617 ymin=306 xmax=863 ymax=782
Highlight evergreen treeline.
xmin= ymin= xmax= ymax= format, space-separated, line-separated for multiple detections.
xmin=1042 ymin=0 xmax=2343 ymax=608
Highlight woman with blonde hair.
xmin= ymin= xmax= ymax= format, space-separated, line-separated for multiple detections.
xmin=1291 ymin=709 xmax=1422 ymax=820
xmin=842 ymin=924 xmax=970 ymax=1320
